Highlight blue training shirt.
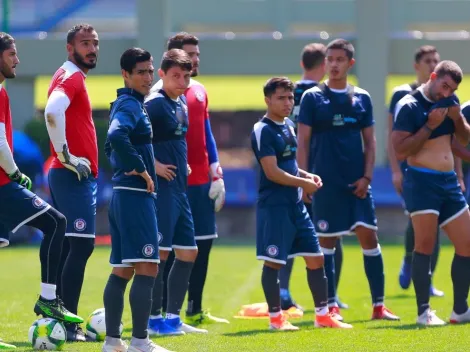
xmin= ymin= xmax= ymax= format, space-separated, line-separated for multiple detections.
xmin=289 ymin=80 xmax=318 ymax=129
xmin=298 ymin=83 xmax=374 ymax=189
xmin=144 ymin=89 xmax=189 ymax=193
xmin=105 ymin=88 xmax=157 ymax=191
xmin=251 ymin=117 xmax=301 ymax=205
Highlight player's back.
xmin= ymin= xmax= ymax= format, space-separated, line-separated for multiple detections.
xmin=47 ymin=61 xmax=98 ymax=177
xmin=389 ymin=82 xmax=419 ymax=116
xmin=298 ymin=83 xmax=374 ymax=187
xmin=251 ymin=117 xmax=301 ymax=205
xmin=105 ymin=90 xmax=157 ymax=190
xmin=290 ymin=79 xmax=318 ymax=128
xmin=0 ymin=85 xmax=13 ymax=187
xmin=145 ymin=89 xmax=189 ymax=193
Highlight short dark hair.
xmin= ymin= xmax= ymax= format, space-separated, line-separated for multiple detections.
xmin=326 ymin=39 xmax=354 ymax=60
xmin=160 ymin=49 xmax=192 ymax=73
xmin=0 ymin=32 xmax=15 ymax=55
xmin=434 ymin=60 xmax=463 ymax=85
xmin=67 ymin=23 xmax=95 ymax=44
xmin=120 ymin=47 xmax=152 ymax=74
xmin=167 ymin=32 xmax=199 ymax=50
xmin=415 ymin=45 xmax=438 ymax=63
xmin=263 ymin=77 xmax=294 ymax=97
xmin=302 ymin=43 xmax=326 ymax=70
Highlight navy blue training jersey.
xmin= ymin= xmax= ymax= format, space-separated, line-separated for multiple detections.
xmin=144 ymin=89 xmax=189 ymax=193
xmin=388 ymin=82 xmax=419 ymax=115
xmin=393 ymin=87 xmax=459 ymax=139
xmin=105 ymin=88 xmax=157 ymax=191
xmin=289 ymin=80 xmax=318 ymax=128
xmin=298 ymin=83 xmax=374 ymax=188
xmin=462 ymin=101 xmax=470 ymax=122
xmin=251 ymin=117 xmax=301 ymax=205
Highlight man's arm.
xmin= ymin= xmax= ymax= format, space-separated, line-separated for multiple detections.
xmin=297 ymin=122 xmax=312 ymax=173
xmin=452 ymin=112 xmax=470 ymax=146
xmin=44 ymin=90 xmax=70 ymax=153
xmin=452 ymin=139 xmax=470 ymax=162
xmin=260 ymin=156 xmax=308 ymax=188
xmin=362 ymin=126 xmax=376 ymax=180
xmin=387 ymin=112 xmax=402 ymax=173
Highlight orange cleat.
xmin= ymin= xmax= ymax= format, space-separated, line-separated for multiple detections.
xmin=269 ymin=314 xmax=299 ymax=331
xmin=315 ymin=313 xmax=353 ymax=329
xmin=328 ymin=306 xmax=344 ymax=321
xmin=372 ymin=305 xmax=400 ymax=321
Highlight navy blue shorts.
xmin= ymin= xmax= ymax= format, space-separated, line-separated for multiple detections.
xmin=187 ymin=183 xmax=217 ymax=240
xmin=313 ymin=184 xmax=378 ymax=237
xmin=48 ymin=168 xmax=97 ymax=239
xmin=403 ymin=166 xmax=468 ymax=226
xmin=256 ymin=201 xmax=322 ymax=265
xmin=0 ymin=182 xmax=51 ymax=247
xmin=156 ymin=187 xmax=196 ymax=251
xmin=109 ymin=189 xmax=159 ymax=267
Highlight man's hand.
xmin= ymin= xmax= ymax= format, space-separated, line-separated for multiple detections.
xmin=448 ymin=105 xmax=461 ymax=122
xmin=426 ymin=108 xmax=448 ymax=130
xmin=155 ymin=161 xmax=177 ymax=181
xmin=302 ymin=173 xmax=322 ymax=203
xmin=125 ymin=169 xmax=155 ymax=193
xmin=57 ymin=145 xmax=91 ymax=181
xmin=187 ymin=164 xmax=192 ymax=175
xmin=349 ymin=177 xmax=370 ymax=199
xmin=392 ymin=171 xmax=403 ymax=194
xmin=8 ymin=169 xmax=32 ymax=190
xmin=209 ymin=162 xmax=225 ymax=212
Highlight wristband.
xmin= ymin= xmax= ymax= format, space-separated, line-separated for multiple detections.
xmin=423 ymin=124 xmax=434 ymax=133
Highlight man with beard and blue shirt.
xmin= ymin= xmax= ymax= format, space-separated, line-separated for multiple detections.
xmin=392 ymin=60 xmax=470 ymax=326
xmin=144 ymin=49 xmax=207 ymax=335
xmin=297 ymin=39 xmax=400 ymax=324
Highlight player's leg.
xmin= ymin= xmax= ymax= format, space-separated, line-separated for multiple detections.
xmin=48 ymin=169 xmax=97 ymax=340
xmin=430 ymin=230 xmax=444 ymax=297
xmin=334 ymin=237 xmax=349 ymax=309
xmin=399 ymin=217 xmax=414 ymax=289
xmin=291 ymin=202 xmax=351 ymax=329
xmin=165 ymin=194 xmax=207 ymax=334
xmin=148 ymin=192 xmax=184 ymax=336
xmin=0 ymin=225 xmax=16 ymax=349
xmin=439 ymin=183 xmax=470 ymax=324
xmin=185 ymin=183 xmax=228 ymax=324
xmin=161 ymin=249 xmax=174 ymax=316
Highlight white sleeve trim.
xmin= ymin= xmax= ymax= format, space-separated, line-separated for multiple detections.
xmin=44 ymin=90 xmax=71 ymax=152
xmin=0 ymin=123 xmax=18 ymax=175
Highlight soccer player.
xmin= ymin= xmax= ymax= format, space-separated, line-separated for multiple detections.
xmin=144 ymin=49 xmax=207 ymax=334
xmin=43 ymin=23 xmax=99 ymax=342
xmin=286 ymin=42 xmax=348 ymax=310
xmin=251 ymin=76 xmax=351 ymax=330
xmin=297 ymin=39 xmax=399 ymax=323
xmin=387 ymin=45 xmax=444 ymax=296
xmin=149 ymin=32 xmax=228 ymax=328
xmin=0 ymin=32 xmax=82 ymax=350
xmin=392 ymin=60 xmax=470 ymax=325
xmin=102 ymin=47 xmax=172 ymax=352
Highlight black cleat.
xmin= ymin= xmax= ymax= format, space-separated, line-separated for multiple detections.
xmin=64 ymin=323 xmax=87 ymax=342
xmin=281 ymin=297 xmax=304 ymax=311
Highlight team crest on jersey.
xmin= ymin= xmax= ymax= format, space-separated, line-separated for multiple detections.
xmin=282 ymin=145 xmax=296 ymax=157
xmin=195 ymin=90 xmax=205 ymax=102
xmin=32 ymin=197 xmax=46 ymax=209
xmin=74 ymin=218 xmax=87 ymax=232
xmin=266 ymin=245 xmax=279 ymax=257
xmin=317 ymin=220 xmax=329 ymax=232
xmin=157 ymin=232 xmax=163 ymax=244
xmin=332 ymin=114 xmax=344 ymax=126
xmin=142 ymin=244 xmax=155 ymax=258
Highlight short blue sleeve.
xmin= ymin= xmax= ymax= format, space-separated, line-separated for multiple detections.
xmin=297 ymin=91 xmax=316 ymax=127
xmin=462 ymin=102 xmax=470 ymax=124
xmin=144 ymin=97 xmax=163 ymax=126
xmin=388 ymin=90 xmax=408 ymax=115
xmin=360 ymin=94 xmax=375 ymax=128
xmin=253 ymin=125 xmax=276 ymax=159
xmin=393 ymin=102 xmax=417 ymax=133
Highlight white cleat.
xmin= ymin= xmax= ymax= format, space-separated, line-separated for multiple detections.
xmin=416 ymin=309 xmax=446 ymax=326
xmin=449 ymin=308 xmax=470 ymax=324
xmin=128 ymin=338 xmax=173 ymax=352
xmin=178 ymin=322 xmax=208 ymax=334
xmin=102 ymin=337 xmax=128 ymax=352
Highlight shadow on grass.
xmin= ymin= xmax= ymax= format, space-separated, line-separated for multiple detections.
xmin=223 ymin=328 xmax=299 ymax=337
xmin=369 ymin=323 xmax=448 ymax=331
xmin=8 ymin=341 xmax=35 ymax=350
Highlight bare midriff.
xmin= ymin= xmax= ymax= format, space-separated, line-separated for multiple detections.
xmin=407 ymin=135 xmax=454 ymax=172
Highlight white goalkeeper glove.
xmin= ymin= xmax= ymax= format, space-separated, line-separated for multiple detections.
xmin=209 ymin=162 xmax=225 ymax=212
xmin=57 ymin=145 xmax=91 ymax=181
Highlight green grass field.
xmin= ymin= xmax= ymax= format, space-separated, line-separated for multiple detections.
xmin=0 ymin=243 xmax=468 ymax=351
xmin=34 ymin=75 xmax=470 ymax=111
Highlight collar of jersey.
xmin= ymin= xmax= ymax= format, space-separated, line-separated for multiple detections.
xmin=117 ymin=88 xmax=145 ymax=102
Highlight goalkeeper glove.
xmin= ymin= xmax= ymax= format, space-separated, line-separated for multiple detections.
xmin=209 ymin=162 xmax=225 ymax=212
xmin=8 ymin=169 xmax=32 ymax=190
xmin=57 ymin=145 xmax=91 ymax=181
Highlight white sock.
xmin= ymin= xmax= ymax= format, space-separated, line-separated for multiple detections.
xmin=150 ymin=314 xmax=163 ymax=320
xmin=130 ymin=337 xmax=149 ymax=346
xmin=166 ymin=313 xmax=179 ymax=320
xmin=315 ymin=306 xmax=329 ymax=317
xmin=269 ymin=311 xmax=282 ymax=318
xmin=40 ymin=283 xmax=57 ymax=300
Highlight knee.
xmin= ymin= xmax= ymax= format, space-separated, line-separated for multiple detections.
xmin=305 ymin=255 xmax=324 ymax=270
xmin=175 ymin=248 xmax=198 ymax=262
xmin=69 ymin=237 xmax=95 ymax=260
xmin=54 ymin=211 xmax=67 ymax=233
xmin=135 ymin=262 xmax=159 ymax=277
xmin=358 ymin=230 xmax=378 ymax=250
xmin=414 ymin=237 xmax=435 ymax=255
xmin=319 ymin=236 xmax=337 ymax=249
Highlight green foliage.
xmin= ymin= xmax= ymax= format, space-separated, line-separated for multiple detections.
xmin=23 ymin=118 xmax=111 ymax=172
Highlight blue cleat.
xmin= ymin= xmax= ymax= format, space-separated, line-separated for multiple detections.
xmin=399 ymin=259 xmax=412 ymax=289
xmin=148 ymin=317 xmax=185 ymax=336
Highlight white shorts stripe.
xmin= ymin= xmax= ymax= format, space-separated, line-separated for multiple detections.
xmin=440 ymin=205 xmax=469 ymax=228
xmin=159 ymin=246 xmax=173 ymax=252
xmin=65 ymin=233 xmax=95 ymax=239
xmin=194 ymin=234 xmax=218 ymax=240
xmin=0 ymin=239 xmax=9 ymax=248
xmin=172 ymin=245 xmax=198 ymax=250
xmin=111 ymin=263 xmax=133 ymax=268
xmin=410 ymin=209 xmax=440 ymax=217
xmin=12 ymin=205 xmax=51 ymax=233
xmin=287 ymin=252 xmax=323 ymax=259
xmin=121 ymin=259 xmax=160 ymax=264
xmin=256 ymin=256 xmax=286 ymax=265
